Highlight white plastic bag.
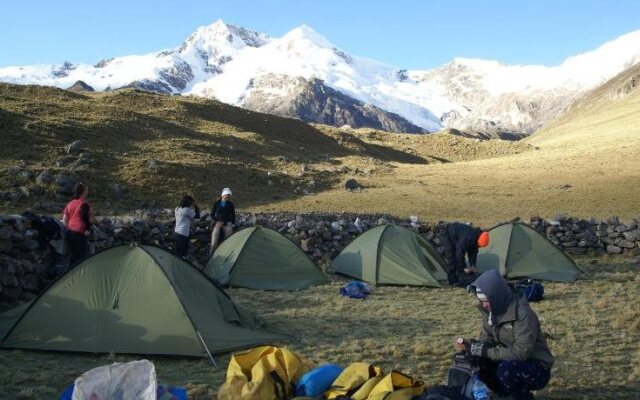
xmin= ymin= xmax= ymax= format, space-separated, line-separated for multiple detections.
xmin=72 ymin=359 xmax=156 ymax=400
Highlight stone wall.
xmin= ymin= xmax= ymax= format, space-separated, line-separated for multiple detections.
xmin=1 ymin=212 xmax=638 ymax=305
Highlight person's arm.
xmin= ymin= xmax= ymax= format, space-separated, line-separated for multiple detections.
xmin=467 ymin=244 xmax=479 ymax=267
xmin=194 ymin=204 xmax=200 ymax=219
xmin=477 ymin=319 xmax=497 ymax=347
xmin=486 ymin=312 xmax=538 ymax=361
xmin=455 ymin=240 xmax=467 ymax=270
xmin=62 ymin=207 xmax=69 ymax=227
xmin=80 ymin=204 xmax=91 ymax=232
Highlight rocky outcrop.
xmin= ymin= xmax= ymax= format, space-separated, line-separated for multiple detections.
xmin=121 ymin=79 xmax=174 ymax=94
xmin=1 ymin=212 xmax=638 ymax=306
xmin=66 ymin=80 xmax=95 ymax=93
xmin=242 ymin=75 xmax=427 ymax=133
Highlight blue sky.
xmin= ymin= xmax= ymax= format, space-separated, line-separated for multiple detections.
xmin=2 ymin=0 xmax=639 ymax=69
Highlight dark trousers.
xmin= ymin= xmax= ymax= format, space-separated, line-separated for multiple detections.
xmin=66 ymin=230 xmax=89 ymax=264
xmin=175 ymin=233 xmax=189 ymax=258
xmin=479 ymin=359 xmax=551 ymax=398
xmin=441 ymin=234 xmax=462 ymax=285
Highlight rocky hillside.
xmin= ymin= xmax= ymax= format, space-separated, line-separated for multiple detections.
xmin=0 ymin=82 xmax=531 ymax=216
xmin=242 ymin=75 xmax=425 ymax=133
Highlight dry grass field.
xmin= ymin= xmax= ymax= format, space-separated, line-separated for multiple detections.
xmin=1 ymin=257 xmax=639 ymax=399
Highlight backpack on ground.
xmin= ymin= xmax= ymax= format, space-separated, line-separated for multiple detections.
xmin=513 ymin=279 xmax=544 ymax=302
xmin=439 ymin=352 xmax=478 ymax=400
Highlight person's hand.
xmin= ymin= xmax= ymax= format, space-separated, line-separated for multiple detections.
xmin=216 ymin=221 xmax=224 ymax=228
xmin=470 ymin=341 xmax=488 ymax=357
xmin=464 ymin=266 xmax=477 ymax=274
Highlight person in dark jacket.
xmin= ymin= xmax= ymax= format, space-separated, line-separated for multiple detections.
xmin=62 ymin=183 xmax=92 ymax=263
xmin=441 ymin=222 xmax=489 ymax=287
xmin=456 ymin=270 xmax=554 ymax=400
xmin=209 ymin=187 xmax=236 ymax=255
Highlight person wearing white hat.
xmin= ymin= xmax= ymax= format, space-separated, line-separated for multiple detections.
xmin=209 ymin=188 xmax=236 ymax=255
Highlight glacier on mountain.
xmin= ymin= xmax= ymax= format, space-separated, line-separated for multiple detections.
xmin=2 ymin=20 xmax=640 ymax=135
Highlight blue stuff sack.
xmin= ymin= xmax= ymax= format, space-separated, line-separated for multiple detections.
xmin=339 ymin=281 xmax=371 ymax=299
xmin=59 ymin=384 xmax=74 ymax=400
xmin=295 ymin=364 xmax=344 ymax=397
xmin=514 ymin=280 xmax=544 ymax=302
xmin=157 ymin=384 xmax=188 ymax=400
xmin=524 ymin=282 xmax=544 ymax=302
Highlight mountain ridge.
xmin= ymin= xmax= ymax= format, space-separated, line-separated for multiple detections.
xmin=2 ymin=19 xmax=640 ymax=135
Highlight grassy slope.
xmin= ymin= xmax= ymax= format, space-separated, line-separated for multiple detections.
xmin=1 ymin=258 xmax=639 ymax=399
xmin=2 ymin=80 xmax=639 ymax=226
xmin=254 ymin=71 xmax=640 ymax=226
xmin=0 ymin=83 xmax=531 ymax=223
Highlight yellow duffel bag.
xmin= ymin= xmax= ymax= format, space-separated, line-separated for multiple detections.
xmin=325 ymin=362 xmax=384 ymax=399
xmin=367 ymin=370 xmax=425 ymax=400
xmin=218 ymin=346 xmax=311 ymax=400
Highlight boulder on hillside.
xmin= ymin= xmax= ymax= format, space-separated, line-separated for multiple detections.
xmin=66 ymin=140 xmax=82 ymax=154
xmin=344 ymin=179 xmax=361 ymax=191
xmin=56 ymin=174 xmax=79 ymax=195
xmin=35 ymin=170 xmax=54 ymax=185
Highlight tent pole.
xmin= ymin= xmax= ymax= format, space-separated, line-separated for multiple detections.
xmin=196 ymin=330 xmax=218 ymax=368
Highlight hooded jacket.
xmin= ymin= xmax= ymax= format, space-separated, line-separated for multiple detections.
xmin=470 ymin=270 xmax=555 ymax=369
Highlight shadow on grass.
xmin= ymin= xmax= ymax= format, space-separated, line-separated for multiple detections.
xmin=0 ymin=85 xmax=431 ymax=211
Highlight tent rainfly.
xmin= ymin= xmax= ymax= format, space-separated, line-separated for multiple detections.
xmin=477 ymin=222 xmax=581 ymax=282
xmin=331 ymin=224 xmax=448 ymax=287
xmin=205 ymin=226 xmax=330 ymax=290
xmin=0 ymin=244 xmax=288 ymax=356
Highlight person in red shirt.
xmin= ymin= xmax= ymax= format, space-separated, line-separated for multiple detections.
xmin=62 ymin=183 xmax=92 ymax=263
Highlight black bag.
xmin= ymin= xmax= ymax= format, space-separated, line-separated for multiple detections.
xmin=422 ymin=385 xmax=471 ymax=400
xmin=442 ymin=352 xmax=478 ymax=399
xmin=446 ymin=353 xmax=475 ymax=389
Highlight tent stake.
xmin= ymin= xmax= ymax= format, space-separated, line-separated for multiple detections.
xmin=196 ymin=330 xmax=218 ymax=368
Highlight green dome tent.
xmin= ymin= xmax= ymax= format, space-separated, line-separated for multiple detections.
xmin=331 ymin=225 xmax=448 ymax=287
xmin=477 ymin=222 xmax=580 ymax=282
xmin=0 ymin=244 xmax=287 ymax=357
xmin=204 ymin=226 xmax=330 ymax=290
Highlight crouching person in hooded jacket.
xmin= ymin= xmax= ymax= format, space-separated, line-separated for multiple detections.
xmin=456 ymin=270 xmax=554 ymax=400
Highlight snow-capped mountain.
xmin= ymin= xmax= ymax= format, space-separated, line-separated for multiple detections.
xmin=2 ymin=19 xmax=640 ymax=135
